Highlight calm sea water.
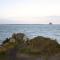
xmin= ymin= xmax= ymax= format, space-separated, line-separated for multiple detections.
xmin=0 ymin=24 xmax=60 ymax=43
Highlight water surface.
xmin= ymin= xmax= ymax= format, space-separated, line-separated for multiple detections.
xmin=0 ymin=24 xmax=60 ymax=43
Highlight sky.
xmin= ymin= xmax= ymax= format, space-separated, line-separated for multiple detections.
xmin=0 ymin=0 xmax=60 ymax=24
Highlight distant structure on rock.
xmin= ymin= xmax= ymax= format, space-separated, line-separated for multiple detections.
xmin=49 ymin=22 xmax=53 ymax=25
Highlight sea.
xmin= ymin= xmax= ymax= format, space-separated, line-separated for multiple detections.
xmin=0 ymin=24 xmax=60 ymax=43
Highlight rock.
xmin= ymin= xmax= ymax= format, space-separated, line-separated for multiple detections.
xmin=12 ymin=33 xmax=25 ymax=40
xmin=2 ymin=38 xmax=9 ymax=44
xmin=9 ymin=38 xmax=15 ymax=43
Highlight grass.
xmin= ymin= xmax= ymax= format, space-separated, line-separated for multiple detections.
xmin=0 ymin=33 xmax=60 ymax=59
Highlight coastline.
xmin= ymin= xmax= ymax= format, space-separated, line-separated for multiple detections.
xmin=0 ymin=33 xmax=60 ymax=60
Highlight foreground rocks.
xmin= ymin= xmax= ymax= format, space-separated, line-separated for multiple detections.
xmin=0 ymin=33 xmax=60 ymax=60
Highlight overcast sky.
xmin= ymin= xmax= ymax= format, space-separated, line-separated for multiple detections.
xmin=0 ymin=0 xmax=60 ymax=24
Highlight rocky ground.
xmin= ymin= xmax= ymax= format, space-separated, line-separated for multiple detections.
xmin=0 ymin=33 xmax=60 ymax=60
xmin=17 ymin=53 xmax=60 ymax=60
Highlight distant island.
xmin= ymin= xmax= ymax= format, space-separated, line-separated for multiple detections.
xmin=49 ymin=22 xmax=53 ymax=25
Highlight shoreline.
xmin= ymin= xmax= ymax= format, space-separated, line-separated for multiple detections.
xmin=0 ymin=33 xmax=60 ymax=60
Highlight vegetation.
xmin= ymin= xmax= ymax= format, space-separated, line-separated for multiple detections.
xmin=0 ymin=33 xmax=60 ymax=59
xmin=19 ymin=36 xmax=60 ymax=56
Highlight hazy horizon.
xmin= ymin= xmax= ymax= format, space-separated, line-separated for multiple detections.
xmin=0 ymin=0 xmax=60 ymax=24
